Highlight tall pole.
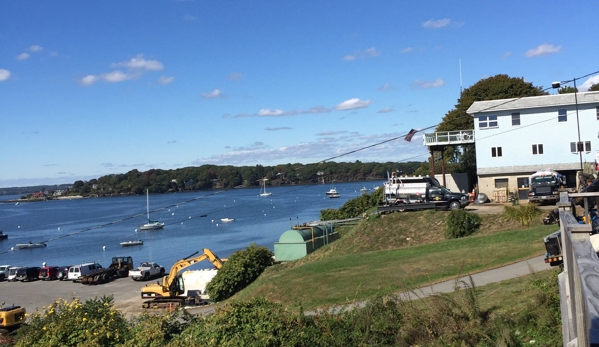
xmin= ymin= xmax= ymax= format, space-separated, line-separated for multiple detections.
xmin=574 ymin=78 xmax=583 ymax=173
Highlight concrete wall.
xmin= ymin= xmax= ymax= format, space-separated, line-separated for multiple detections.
xmin=434 ymin=172 xmax=469 ymax=193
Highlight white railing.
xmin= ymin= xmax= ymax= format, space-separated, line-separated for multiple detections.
xmin=423 ymin=130 xmax=475 ymax=146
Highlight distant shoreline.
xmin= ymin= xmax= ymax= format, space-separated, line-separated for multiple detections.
xmin=1 ymin=195 xmax=85 ymax=203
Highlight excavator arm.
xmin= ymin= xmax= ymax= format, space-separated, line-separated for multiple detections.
xmin=160 ymin=248 xmax=224 ymax=296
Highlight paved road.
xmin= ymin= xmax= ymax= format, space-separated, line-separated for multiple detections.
xmin=0 ymin=256 xmax=551 ymax=318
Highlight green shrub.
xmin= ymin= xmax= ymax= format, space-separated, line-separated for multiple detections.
xmin=503 ymin=203 xmax=542 ymax=226
xmin=206 ymin=243 xmax=274 ymax=302
xmin=320 ymin=188 xmax=383 ymax=220
xmin=445 ymin=209 xmax=482 ymax=239
xmin=15 ymin=296 xmax=129 ymax=347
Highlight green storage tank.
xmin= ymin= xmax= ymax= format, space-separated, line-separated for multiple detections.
xmin=274 ymin=225 xmax=338 ymax=261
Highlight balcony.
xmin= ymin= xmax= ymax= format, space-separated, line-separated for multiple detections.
xmin=423 ymin=130 xmax=475 ymax=146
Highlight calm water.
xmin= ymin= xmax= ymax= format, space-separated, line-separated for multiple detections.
xmin=0 ymin=181 xmax=380 ymax=270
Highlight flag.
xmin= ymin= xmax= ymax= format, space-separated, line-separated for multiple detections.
xmin=404 ymin=129 xmax=417 ymax=142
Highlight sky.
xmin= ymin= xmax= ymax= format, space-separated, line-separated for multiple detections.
xmin=2 ymin=1 xmax=599 ymax=188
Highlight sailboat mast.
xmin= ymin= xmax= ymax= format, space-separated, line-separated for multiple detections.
xmin=146 ymin=189 xmax=150 ymax=221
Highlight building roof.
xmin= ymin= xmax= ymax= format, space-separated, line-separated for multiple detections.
xmin=467 ymin=91 xmax=599 ymax=115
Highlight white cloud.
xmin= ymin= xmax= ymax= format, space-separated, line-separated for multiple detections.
xmin=16 ymin=53 xmax=30 ymax=60
xmin=377 ymin=83 xmax=392 ymax=91
xmin=579 ymin=75 xmax=599 ymax=91
xmin=502 ymin=52 xmax=512 ymax=59
xmin=227 ymin=72 xmax=244 ymax=80
xmin=412 ymin=78 xmax=445 ymax=89
xmin=265 ymin=127 xmax=292 ymax=131
xmin=343 ymin=47 xmax=380 ymax=61
xmin=103 ymin=70 xmax=135 ymax=83
xmin=28 ymin=45 xmax=43 ymax=52
xmin=0 ymin=69 xmax=10 ymax=81
xmin=335 ymin=98 xmax=373 ymax=110
xmin=525 ymin=44 xmax=562 ymax=58
xmin=158 ymin=76 xmax=174 ymax=85
xmin=401 ymin=47 xmax=414 ymax=53
xmin=258 ymin=109 xmax=285 ymax=117
xmin=202 ymin=89 xmax=223 ymax=99
xmin=78 ymin=75 xmax=99 ymax=86
xmin=377 ymin=107 xmax=394 ymax=113
xmin=110 ymin=54 xmax=164 ymax=71
xmin=422 ymin=18 xmax=451 ymax=28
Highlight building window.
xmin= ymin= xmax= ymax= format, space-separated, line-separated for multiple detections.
xmin=511 ymin=112 xmax=520 ymax=126
xmin=532 ymin=144 xmax=544 ymax=155
xmin=495 ymin=178 xmax=508 ymax=189
xmin=479 ymin=115 xmax=498 ymax=129
xmin=491 ymin=147 xmax=502 ymax=157
xmin=570 ymin=141 xmax=591 ymax=153
xmin=596 ymin=106 xmax=599 ymax=120
xmin=558 ymin=109 xmax=567 ymax=122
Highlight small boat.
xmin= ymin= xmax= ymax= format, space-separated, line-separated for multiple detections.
xmin=0 ymin=231 xmax=7 ymax=240
xmin=259 ymin=178 xmax=272 ymax=197
xmin=325 ymin=180 xmax=338 ymax=196
xmin=120 ymin=240 xmax=143 ymax=247
xmin=16 ymin=242 xmax=47 ymax=249
xmin=360 ymin=187 xmax=368 ymax=192
xmin=329 ymin=193 xmax=340 ymax=198
xmin=139 ymin=189 xmax=165 ymax=230
xmin=220 ymin=218 xmax=235 ymax=222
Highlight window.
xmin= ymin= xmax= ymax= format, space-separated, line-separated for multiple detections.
xmin=596 ymin=106 xmax=599 ymax=120
xmin=495 ymin=178 xmax=508 ymax=188
xmin=570 ymin=141 xmax=591 ymax=153
xmin=491 ymin=147 xmax=502 ymax=157
xmin=511 ymin=112 xmax=520 ymax=126
xmin=558 ymin=109 xmax=567 ymax=122
xmin=479 ymin=115 xmax=498 ymax=129
xmin=532 ymin=144 xmax=544 ymax=155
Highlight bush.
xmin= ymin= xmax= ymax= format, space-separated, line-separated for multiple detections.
xmin=503 ymin=203 xmax=542 ymax=226
xmin=15 ymin=296 xmax=129 ymax=347
xmin=320 ymin=188 xmax=383 ymax=220
xmin=206 ymin=243 xmax=274 ymax=302
xmin=445 ymin=209 xmax=482 ymax=239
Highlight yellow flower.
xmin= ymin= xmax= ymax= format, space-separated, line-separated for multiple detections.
xmin=82 ymin=317 xmax=87 ymax=322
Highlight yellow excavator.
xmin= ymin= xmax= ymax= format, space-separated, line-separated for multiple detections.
xmin=0 ymin=302 xmax=26 ymax=334
xmin=141 ymin=248 xmax=225 ymax=308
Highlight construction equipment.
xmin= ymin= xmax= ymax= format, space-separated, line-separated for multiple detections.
xmin=0 ymin=303 xmax=26 ymax=333
xmin=141 ymin=248 xmax=224 ymax=308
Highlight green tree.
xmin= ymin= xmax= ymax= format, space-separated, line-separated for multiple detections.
xmin=589 ymin=83 xmax=599 ymax=91
xmin=558 ymin=86 xmax=578 ymax=94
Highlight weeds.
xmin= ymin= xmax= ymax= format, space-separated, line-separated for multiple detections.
xmin=503 ymin=204 xmax=542 ymax=226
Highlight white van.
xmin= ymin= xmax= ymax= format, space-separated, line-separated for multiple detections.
xmin=0 ymin=265 xmax=11 ymax=278
xmin=68 ymin=263 xmax=103 ymax=282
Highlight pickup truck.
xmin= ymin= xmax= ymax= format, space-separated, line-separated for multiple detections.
xmin=129 ymin=262 xmax=165 ymax=281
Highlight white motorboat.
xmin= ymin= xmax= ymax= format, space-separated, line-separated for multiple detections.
xmin=220 ymin=218 xmax=235 ymax=222
xmin=139 ymin=189 xmax=165 ymax=230
xmin=120 ymin=240 xmax=143 ymax=247
xmin=325 ymin=180 xmax=338 ymax=196
xmin=16 ymin=242 xmax=46 ymax=249
xmin=259 ymin=178 xmax=272 ymax=197
xmin=329 ymin=192 xmax=340 ymax=198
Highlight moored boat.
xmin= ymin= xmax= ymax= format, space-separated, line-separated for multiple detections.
xmin=329 ymin=192 xmax=340 ymax=198
xmin=120 ymin=240 xmax=143 ymax=247
xmin=139 ymin=189 xmax=165 ymax=230
xmin=16 ymin=242 xmax=46 ymax=249
xmin=0 ymin=231 xmax=7 ymax=240
xmin=220 ymin=218 xmax=235 ymax=222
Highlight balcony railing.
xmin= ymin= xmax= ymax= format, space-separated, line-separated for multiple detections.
xmin=423 ymin=130 xmax=475 ymax=146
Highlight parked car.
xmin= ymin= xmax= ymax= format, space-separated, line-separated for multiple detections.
xmin=57 ymin=265 xmax=71 ymax=281
xmin=0 ymin=265 xmax=10 ymax=281
xmin=13 ymin=267 xmax=41 ymax=282
xmin=68 ymin=263 xmax=103 ymax=282
xmin=39 ymin=266 xmax=60 ymax=280
xmin=7 ymin=267 xmax=23 ymax=282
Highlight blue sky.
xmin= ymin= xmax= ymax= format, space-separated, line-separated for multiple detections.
xmin=2 ymin=1 xmax=599 ymax=188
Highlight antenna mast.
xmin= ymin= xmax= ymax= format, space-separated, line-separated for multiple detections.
xmin=459 ymin=59 xmax=463 ymax=95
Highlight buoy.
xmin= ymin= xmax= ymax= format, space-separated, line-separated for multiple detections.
xmin=18 ymin=226 xmax=20 ymax=229
xmin=216 ymin=223 xmax=219 ymax=226
xmin=181 ymin=222 xmax=183 ymax=225
xmin=58 ymin=227 xmax=60 ymax=230
xmin=135 ymin=228 xmax=138 ymax=232
xmin=189 ymin=216 xmax=191 ymax=219
xmin=103 ymin=246 xmax=106 ymax=250
xmin=172 ymin=212 xmax=175 ymax=215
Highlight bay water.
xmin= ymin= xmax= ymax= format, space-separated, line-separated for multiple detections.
xmin=0 ymin=181 xmax=380 ymax=270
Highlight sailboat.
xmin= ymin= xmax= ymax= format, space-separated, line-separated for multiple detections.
xmin=325 ymin=180 xmax=338 ymax=196
xmin=259 ymin=178 xmax=272 ymax=197
xmin=139 ymin=189 xmax=165 ymax=230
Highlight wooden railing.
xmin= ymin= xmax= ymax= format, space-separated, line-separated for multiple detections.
xmin=556 ymin=191 xmax=599 ymax=347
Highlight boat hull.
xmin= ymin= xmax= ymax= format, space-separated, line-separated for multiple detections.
xmin=139 ymin=222 xmax=164 ymax=230
xmin=120 ymin=241 xmax=143 ymax=247
xmin=16 ymin=243 xmax=46 ymax=249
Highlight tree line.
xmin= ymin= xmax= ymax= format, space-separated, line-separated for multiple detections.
xmin=67 ymin=161 xmax=423 ymax=196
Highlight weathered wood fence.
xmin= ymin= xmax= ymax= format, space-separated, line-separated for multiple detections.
xmin=557 ymin=191 xmax=599 ymax=347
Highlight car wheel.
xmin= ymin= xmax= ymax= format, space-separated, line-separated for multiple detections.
xmin=449 ymin=201 xmax=461 ymax=210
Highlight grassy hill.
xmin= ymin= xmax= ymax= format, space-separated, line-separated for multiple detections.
xmin=233 ymin=209 xmax=556 ymax=309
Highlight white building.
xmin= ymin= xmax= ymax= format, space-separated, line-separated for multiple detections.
xmin=467 ymin=91 xmax=599 ymax=201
